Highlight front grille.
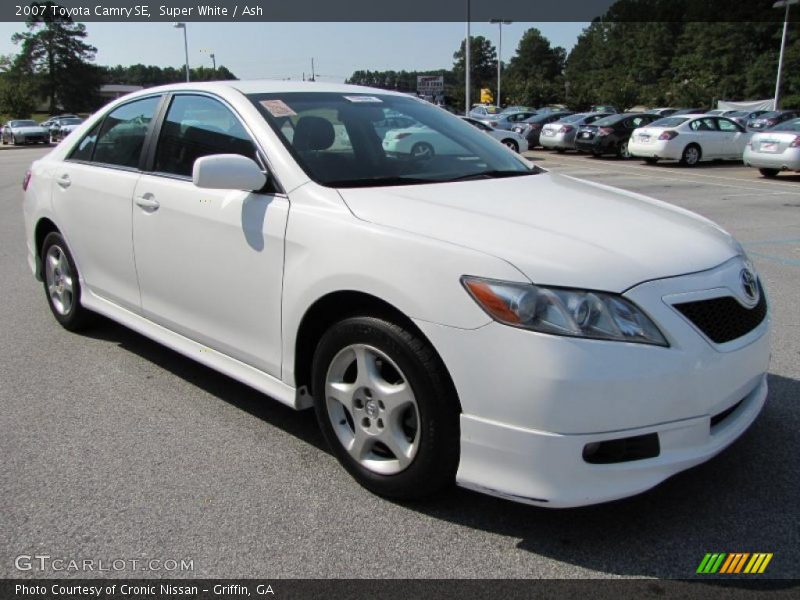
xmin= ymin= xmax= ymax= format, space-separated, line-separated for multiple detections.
xmin=673 ymin=282 xmax=767 ymax=344
xmin=582 ymin=433 xmax=660 ymax=464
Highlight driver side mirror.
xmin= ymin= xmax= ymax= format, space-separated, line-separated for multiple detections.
xmin=192 ymin=154 xmax=267 ymax=192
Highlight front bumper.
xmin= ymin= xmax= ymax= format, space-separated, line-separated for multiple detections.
xmin=743 ymin=147 xmax=800 ymax=171
xmin=414 ymin=258 xmax=771 ymax=507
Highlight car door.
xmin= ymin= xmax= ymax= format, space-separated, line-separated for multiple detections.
xmin=131 ymin=93 xmax=287 ymax=377
xmin=715 ymin=117 xmax=748 ymax=158
xmin=51 ymin=95 xmax=162 ymax=311
xmin=688 ymin=117 xmax=722 ymax=158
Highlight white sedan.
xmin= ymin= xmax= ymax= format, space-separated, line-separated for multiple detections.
xmin=461 ymin=117 xmax=528 ymax=152
xmin=743 ymin=118 xmax=800 ymax=177
xmin=629 ymin=114 xmax=751 ymax=166
xmin=24 ymin=81 xmax=769 ymax=507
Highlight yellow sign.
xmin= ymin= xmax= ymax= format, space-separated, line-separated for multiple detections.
xmin=480 ymin=88 xmax=494 ymax=104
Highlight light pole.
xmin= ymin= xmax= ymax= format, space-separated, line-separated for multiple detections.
xmin=201 ymin=48 xmax=216 ymax=75
xmin=465 ymin=0 xmax=471 ymax=115
xmin=174 ymin=22 xmax=190 ymax=82
xmin=773 ymin=0 xmax=797 ymax=110
xmin=490 ymin=19 xmax=511 ymax=108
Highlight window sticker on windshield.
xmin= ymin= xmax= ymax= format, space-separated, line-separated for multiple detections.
xmin=344 ymin=96 xmax=383 ymax=103
xmin=260 ymin=99 xmax=297 ymax=117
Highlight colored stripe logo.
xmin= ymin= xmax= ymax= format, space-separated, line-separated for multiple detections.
xmin=697 ymin=553 xmax=773 ymax=574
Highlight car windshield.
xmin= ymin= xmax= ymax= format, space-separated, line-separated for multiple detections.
xmin=757 ymin=112 xmax=781 ymax=119
xmin=557 ymin=113 xmax=588 ymax=123
xmin=592 ymin=115 xmax=624 ymax=126
xmin=727 ymin=111 xmax=747 ymax=117
xmin=248 ymin=92 xmax=537 ymax=188
xmin=768 ymin=118 xmax=800 ymax=132
xmin=10 ymin=120 xmax=38 ymax=127
xmin=650 ymin=117 xmax=689 ymax=128
xmin=61 ymin=118 xmax=82 ymax=125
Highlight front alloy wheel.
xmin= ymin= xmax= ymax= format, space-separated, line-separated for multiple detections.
xmin=312 ymin=316 xmax=459 ymax=499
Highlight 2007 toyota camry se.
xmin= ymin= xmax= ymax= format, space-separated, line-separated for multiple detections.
xmin=23 ymin=82 xmax=770 ymax=507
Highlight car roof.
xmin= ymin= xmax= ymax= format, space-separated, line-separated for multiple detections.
xmin=122 ymin=80 xmax=412 ymax=99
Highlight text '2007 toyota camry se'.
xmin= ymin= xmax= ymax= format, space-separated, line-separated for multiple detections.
xmin=23 ymin=82 xmax=770 ymax=507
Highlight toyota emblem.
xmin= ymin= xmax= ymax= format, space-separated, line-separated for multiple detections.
xmin=740 ymin=269 xmax=759 ymax=304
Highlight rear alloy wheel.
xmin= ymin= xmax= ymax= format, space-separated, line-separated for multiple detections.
xmin=41 ymin=232 xmax=92 ymax=331
xmin=502 ymin=139 xmax=519 ymax=153
xmin=410 ymin=142 xmax=435 ymax=160
xmin=617 ymin=140 xmax=632 ymax=158
xmin=680 ymin=144 xmax=701 ymax=166
xmin=758 ymin=168 xmax=779 ymax=178
xmin=312 ymin=316 xmax=459 ymax=499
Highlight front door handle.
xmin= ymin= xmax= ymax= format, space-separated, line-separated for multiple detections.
xmin=135 ymin=195 xmax=160 ymax=211
xmin=56 ymin=174 xmax=71 ymax=189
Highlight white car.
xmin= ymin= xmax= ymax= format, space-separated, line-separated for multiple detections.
xmin=24 ymin=81 xmax=770 ymax=508
xmin=461 ymin=117 xmax=528 ymax=152
xmin=743 ymin=118 xmax=800 ymax=177
xmin=629 ymin=115 xmax=751 ymax=166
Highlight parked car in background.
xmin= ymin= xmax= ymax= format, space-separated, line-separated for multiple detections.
xmin=23 ymin=80 xmax=770 ymax=508
xmin=650 ymin=108 xmax=679 ymax=117
xmin=501 ymin=105 xmax=536 ymax=114
xmin=629 ymin=114 xmax=750 ymax=166
xmin=1 ymin=119 xmax=50 ymax=145
xmin=747 ymin=110 xmax=800 ymax=131
xmin=483 ymin=110 xmax=538 ymax=130
xmin=743 ymin=117 xmax=800 ymax=177
xmin=575 ymin=113 xmax=658 ymax=157
xmin=726 ymin=110 xmax=769 ymax=127
xmin=49 ymin=117 xmax=84 ymax=143
xmin=591 ymin=104 xmax=617 ymax=113
xmin=461 ymin=117 xmax=529 ymax=152
xmin=540 ymin=112 xmax=612 ymax=152
xmin=513 ymin=111 xmax=574 ymax=148
xmin=672 ymin=108 xmax=707 ymax=116
xmin=468 ymin=104 xmax=502 ymax=122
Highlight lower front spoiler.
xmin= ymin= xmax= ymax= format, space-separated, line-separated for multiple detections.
xmin=456 ymin=374 xmax=768 ymax=508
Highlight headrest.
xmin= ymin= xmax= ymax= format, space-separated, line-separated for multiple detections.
xmin=293 ymin=116 xmax=335 ymax=151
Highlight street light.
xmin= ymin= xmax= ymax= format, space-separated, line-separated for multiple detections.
xmin=174 ymin=22 xmax=190 ymax=82
xmin=773 ymin=0 xmax=798 ymax=110
xmin=200 ymin=48 xmax=217 ymax=75
xmin=490 ymin=19 xmax=512 ymax=108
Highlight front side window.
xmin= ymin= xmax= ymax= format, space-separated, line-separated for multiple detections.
xmin=154 ymin=94 xmax=258 ymax=177
xmin=89 ymin=96 xmax=161 ymax=168
xmin=248 ymin=92 xmax=534 ymax=187
xmin=716 ymin=118 xmax=740 ymax=132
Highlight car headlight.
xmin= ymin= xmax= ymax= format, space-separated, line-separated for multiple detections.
xmin=462 ymin=276 xmax=668 ymax=346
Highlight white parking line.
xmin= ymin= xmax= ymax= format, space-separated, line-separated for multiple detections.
xmin=537 ymin=157 xmax=800 ymax=196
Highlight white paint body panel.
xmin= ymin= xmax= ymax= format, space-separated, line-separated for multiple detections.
xmin=23 ymin=81 xmax=771 ymax=507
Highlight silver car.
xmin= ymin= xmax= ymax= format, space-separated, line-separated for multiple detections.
xmin=1 ymin=119 xmax=50 ymax=145
xmin=743 ymin=117 xmax=800 ymax=177
xmin=540 ymin=112 xmax=612 ymax=152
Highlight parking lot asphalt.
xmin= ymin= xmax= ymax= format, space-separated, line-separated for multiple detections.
xmin=1 ymin=146 xmax=798 ymax=580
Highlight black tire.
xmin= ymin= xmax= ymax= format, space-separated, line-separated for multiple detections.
xmin=616 ymin=140 xmax=631 ymax=158
xmin=591 ymin=149 xmax=602 ymax=157
xmin=312 ymin=316 xmax=460 ymax=500
xmin=501 ymin=139 xmax=519 ymax=153
xmin=556 ymin=148 xmax=566 ymax=153
xmin=758 ymin=168 xmax=779 ymax=178
xmin=12 ymin=135 xmax=18 ymax=146
xmin=40 ymin=232 xmax=92 ymax=331
xmin=644 ymin=157 xmax=659 ymax=165
xmin=410 ymin=142 xmax=435 ymax=160
xmin=680 ymin=144 xmax=701 ymax=166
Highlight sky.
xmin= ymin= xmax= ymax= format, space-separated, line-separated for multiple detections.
xmin=0 ymin=21 xmax=587 ymax=81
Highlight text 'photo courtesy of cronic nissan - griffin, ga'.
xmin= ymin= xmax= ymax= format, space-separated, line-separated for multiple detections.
xmin=23 ymin=81 xmax=770 ymax=508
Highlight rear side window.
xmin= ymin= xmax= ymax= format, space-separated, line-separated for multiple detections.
xmin=90 ymin=96 xmax=161 ymax=168
xmin=69 ymin=122 xmax=101 ymax=161
xmin=154 ymin=94 xmax=257 ymax=177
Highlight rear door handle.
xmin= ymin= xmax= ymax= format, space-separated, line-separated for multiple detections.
xmin=56 ymin=174 xmax=71 ymax=189
xmin=135 ymin=195 xmax=160 ymax=211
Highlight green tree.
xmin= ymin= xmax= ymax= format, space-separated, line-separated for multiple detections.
xmin=452 ymin=36 xmax=497 ymax=108
xmin=503 ymin=28 xmax=566 ymax=107
xmin=11 ymin=1 xmax=101 ymax=113
xmin=0 ymin=76 xmax=36 ymax=118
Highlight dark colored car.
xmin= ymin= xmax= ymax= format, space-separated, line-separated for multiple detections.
xmin=574 ymin=112 xmax=659 ymax=157
xmin=725 ymin=110 xmax=769 ymax=127
xmin=512 ymin=111 xmax=574 ymax=148
xmin=486 ymin=111 xmax=538 ymax=130
xmin=747 ymin=109 xmax=800 ymax=131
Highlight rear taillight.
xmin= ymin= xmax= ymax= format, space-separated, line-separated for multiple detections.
xmin=765 ymin=119 xmax=777 ymax=127
xmin=529 ymin=123 xmax=542 ymax=130
xmin=598 ymin=127 xmax=614 ymax=136
xmin=559 ymin=125 xmax=574 ymax=133
xmin=488 ymin=121 xmax=498 ymax=127
xmin=790 ymin=135 xmax=800 ymax=148
xmin=658 ymin=130 xmax=678 ymax=140
xmin=22 ymin=170 xmax=31 ymax=191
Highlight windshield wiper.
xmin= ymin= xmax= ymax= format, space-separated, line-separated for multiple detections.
xmin=441 ymin=168 xmax=541 ymax=183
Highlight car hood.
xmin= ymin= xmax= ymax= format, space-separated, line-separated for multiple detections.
xmin=337 ymin=172 xmax=738 ymax=292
